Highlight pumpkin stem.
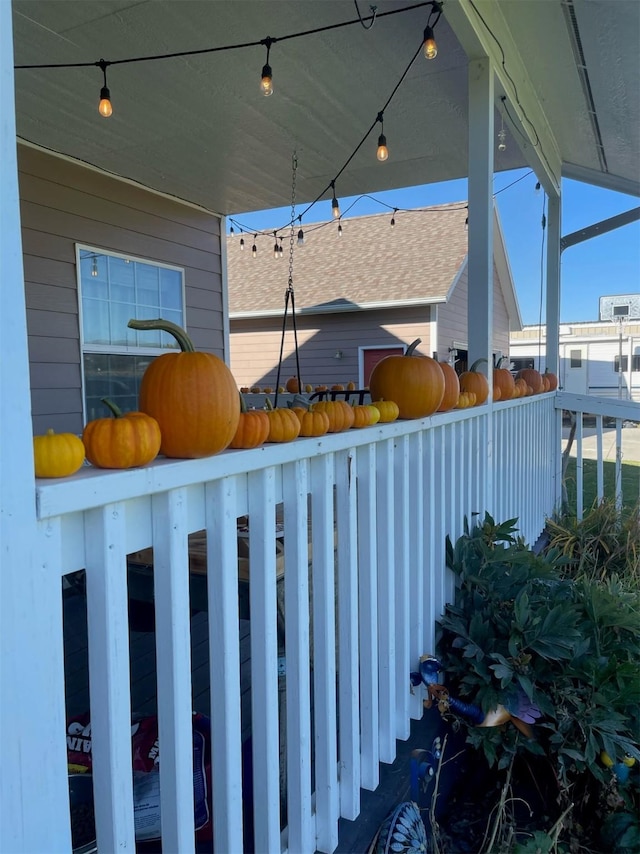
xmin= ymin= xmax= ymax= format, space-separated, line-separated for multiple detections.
xmin=264 ymin=397 xmax=274 ymax=411
xmin=405 ymin=338 xmax=422 ymax=357
xmin=469 ymin=357 xmax=488 ymax=373
xmin=101 ymin=397 xmax=124 ymax=418
xmin=46 ymin=428 xmax=55 ymax=436
xmin=128 ymin=318 xmax=195 ymax=352
xmin=239 ymin=392 xmax=248 ymax=414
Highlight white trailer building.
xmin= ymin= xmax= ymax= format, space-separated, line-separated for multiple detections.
xmin=510 ymin=318 xmax=640 ymax=401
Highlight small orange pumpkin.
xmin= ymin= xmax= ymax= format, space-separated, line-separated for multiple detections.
xmin=311 ymin=400 xmax=355 ymax=432
xmin=543 ymin=369 xmax=558 ymax=391
xmin=286 ymin=376 xmax=300 ymax=394
xmin=459 ymin=358 xmax=490 ymax=405
xmin=514 ymin=378 xmax=528 ymax=398
xmin=493 ymin=358 xmax=515 ymax=402
xmin=516 ymin=368 xmax=543 ymax=395
xmin=229 ymin=394 xmax=270 ymax=449
xmin=436 ymin=360 xmax=460 ymax=412
xmin=347 ymin=381 xmax=356 ymax=391
xmin=82 ymin=399 xmax=161 ymax=469
xmin=369 ymin=338 xmax=445 ymax=419
xmin=351 ymin=403 xmax=380 ymax=428
xmin=304 ymin=384 xmax=314 ymax=393
xmin=33 ymin=428 xmax=85 ymax=478
xmin=372 ymin=399 xmax=400 ymax=423
xmin=292 ymin=407 xmax=330 ymax=437
xmin=129 ymin=318 xmax=239 ymax=459
xmin=265 ymin=398 xmax=301 ymax=442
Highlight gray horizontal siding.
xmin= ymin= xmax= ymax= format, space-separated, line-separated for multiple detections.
xmin=230 ymin=306 xmax=433 ymax=389
xmin=19 ymin=145 xmax=224 ymax=436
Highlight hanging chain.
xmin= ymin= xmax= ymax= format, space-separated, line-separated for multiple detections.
xmin=288 ymin=152 xmax=297 ymax=290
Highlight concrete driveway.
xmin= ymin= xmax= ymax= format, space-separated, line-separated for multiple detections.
xmin=562 ymin=422 xmax=640 ymax=465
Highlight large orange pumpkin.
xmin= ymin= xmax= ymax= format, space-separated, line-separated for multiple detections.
xmin=369 ymin=339 xmax=445 ymax=419
xmin=458 ymin=358 xmax=490 ymax=405
xmin=311 ymin=400 xmax=355 ymax=432
xmin=516 ymin=368 xmax=543 ymax=395
xmin=229 ymin=394 xmax=270 ymax=449
xmin=436 ymin=360 xmax=460 ymax=412
xmin=543 ymin=369 xmax=558 ymax=391
xmin=128 ymin=318 xmax=240 ymax=458
xmin=82 ymin=399 xmax=161 ymax=469
xmin=493 ymin=359 xmax=515 ymax=402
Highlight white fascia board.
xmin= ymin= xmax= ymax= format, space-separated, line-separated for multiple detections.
xmin=562 ymin=162 xmax=640 ymax=199
xmin=445 ymin=0 xmax=561 ymax=197
xmin=230 ymin=296 xmax=448 ymax=320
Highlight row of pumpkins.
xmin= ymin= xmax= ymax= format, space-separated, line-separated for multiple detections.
xmin=34 ymin=326 xmax=557 ymax=479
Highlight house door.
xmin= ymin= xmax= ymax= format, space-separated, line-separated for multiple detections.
xmin=562 ymin=345 xmax=588 ymax=394
xmin=361 ymin=346 xmax=405 ymax=387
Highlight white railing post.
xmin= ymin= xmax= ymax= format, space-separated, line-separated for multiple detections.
xmin=0 ymin=3 xmax=71 ymax=848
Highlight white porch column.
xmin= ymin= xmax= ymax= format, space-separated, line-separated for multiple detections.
xmin=467 ymin=57 xmax=494 ymax=381
xmin=0 ymin=5 xmax=71 ymax=851
xmin=546 ymin=193 xmax=562 ymax=375
xmin=467 ymin=57 xmax=494 ymax=511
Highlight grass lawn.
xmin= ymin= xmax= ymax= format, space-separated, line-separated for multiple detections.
xmin=564 ymin=457 xmax=640 ymax=512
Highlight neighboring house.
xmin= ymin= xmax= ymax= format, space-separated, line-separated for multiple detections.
xmin=19 ymin=144 xmax=225 ymax=435
xmin=510 ymin=317 xmax=640 ymax=401
xmin=227 ymin=205 xmax=522 ymax=389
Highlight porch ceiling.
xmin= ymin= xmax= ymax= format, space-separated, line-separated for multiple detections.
xmin=11 ymin=0 xmax=640 ymax=216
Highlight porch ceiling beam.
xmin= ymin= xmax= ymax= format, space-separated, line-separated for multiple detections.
xmin=444 ymin=0 xmax=562 ymax=197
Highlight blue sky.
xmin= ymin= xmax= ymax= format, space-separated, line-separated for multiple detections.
xmin=228 ymin=169 xmax=639 ymax=326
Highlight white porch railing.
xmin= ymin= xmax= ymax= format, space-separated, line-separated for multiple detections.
xmin=31 ymin=394 xmax=556 ymax=854
xmin=556 ymin=391 xmax=640 ymax=519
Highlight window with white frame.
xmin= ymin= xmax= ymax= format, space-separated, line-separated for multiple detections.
xmin=77 ymin=246 xmax=185 ymax=423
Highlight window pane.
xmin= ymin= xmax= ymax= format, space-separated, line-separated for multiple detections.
xmin=110 ymin=302 xmax=138 ymax=346
xmin=83 ymin=297 xmax=110 ymax=345
xmin=136 ymin=263 xmax=160 ymax=308
xmin=83 ymin=353 xmax=152 ymax=421
xmin=570 ymin=350 xmax=582 ymax=368
xmin=108 ymin=256 xmax=135 ymax=303
xmin=160 ymin=267 xmax=182 ymax=311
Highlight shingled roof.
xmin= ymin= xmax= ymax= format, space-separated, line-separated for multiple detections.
xmin=226 ymin=203 xmax=470 ymax=317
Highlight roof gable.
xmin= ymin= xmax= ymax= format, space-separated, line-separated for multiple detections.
xmin=227 ymin=204 xmax=469 ymax=316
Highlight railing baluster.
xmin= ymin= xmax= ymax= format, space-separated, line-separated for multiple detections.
xmin=152 ymin=488 xmax=195 ymax=853
xmin=356 ymin=443 xmax=379 ymax=790
xmin=310 ymin=453 xmax=339 ymax=854
xmin=576 ymin=414 xmax=584 ymax=521
xmin=615 ymin=418 xmax=623 ymax=512
xmin=424 ymin=428 xmax=437 ymax=655
xmin=247 ymin=468 xmax=281 ymax=853
xmin=596 ymin=415 xmax=604 ymax=502
xmin=376 ymin=438 xmax=396 ymax=764
xmin=282 ymin=459 xmax=315 ymax=849
xmin=84 ymin=503 xmax=135 ymax=852
xmin=394 ymin=434 xmax=411 ymax=740
xmin=206 ymin=477 xmax=244 ymax=854
xmin=408 ymin=431 xmax=425 ymax=720
xmin=334 ymin=450 xmax=360 ymax=821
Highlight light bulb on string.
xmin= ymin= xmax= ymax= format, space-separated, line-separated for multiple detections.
xmin=91 ymin=256 xmax=99 ymax=277
xmin=297 ymin=228 xmax=304 ymax=246
xmin=337 ymin=222 xmax=343 ymax=237
xmin=423 ymin=25 xmax=437 ymax=60
xmin=376 ymin=113 xmax=388 ymax=161
xmin=273 ymin=233 xmax=279 ymax=258
xmin=260 ymin=38 xmax=274 ymax=96
xmin=535 ymin=181 xmax=541 ymax=194
xmin=230 ymin=225 xmax=235 ymax=236
xmin=97 ymin=59 xmax=113 ymax=117
xmin=390 ymin=208 xmax=397 ymax=228
xmin=331 ymin=181 xmax=341 ymax=219
xmin=252 ymin=236 xmax=257 ymax=257
xmin=240 ymin=237 xmax=245 ymax=250
xmin=278 ymin=238 xmax=284 ymax=258
xmin=497 ymin=105 xmax=507 ymax=152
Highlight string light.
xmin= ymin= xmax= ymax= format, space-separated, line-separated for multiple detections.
xmin=252 ymin=236 xmax=257 ymax=257
xmin=535 ymin=181 xmax=541 ymax=194
xmin=273 ymin=232 xmax=279 ymax=258
xmin=97 ymin=59 xmax=112 ymax=117
xmin=331 ymin=181 xmax=341 ymax=219
xmin=240 ymin=236 xmax=245 ymax=250
xmin=278 ymin=237 xmax=284 ymax=257
xmin=297 ymin=228 xmax=305 ymax=246
xmin=497 ymin=97 xmax=507 ymax=152
xmin=91 ymin=256 xmax=99 ymax=276
xmin=260 ymin=37 xmax=274 ymax=97
xmin=230 ymin=225 xmax=235 ymax=236
xmin=376 ymin=112 xmax=389 ymax=162
xmin=423 ymin=25 xmax=437 ymax=59
xmin=337 ymin=222 xmax=343 ymax=236
xmin=390 ymin=208 xmax=397 ymax=228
